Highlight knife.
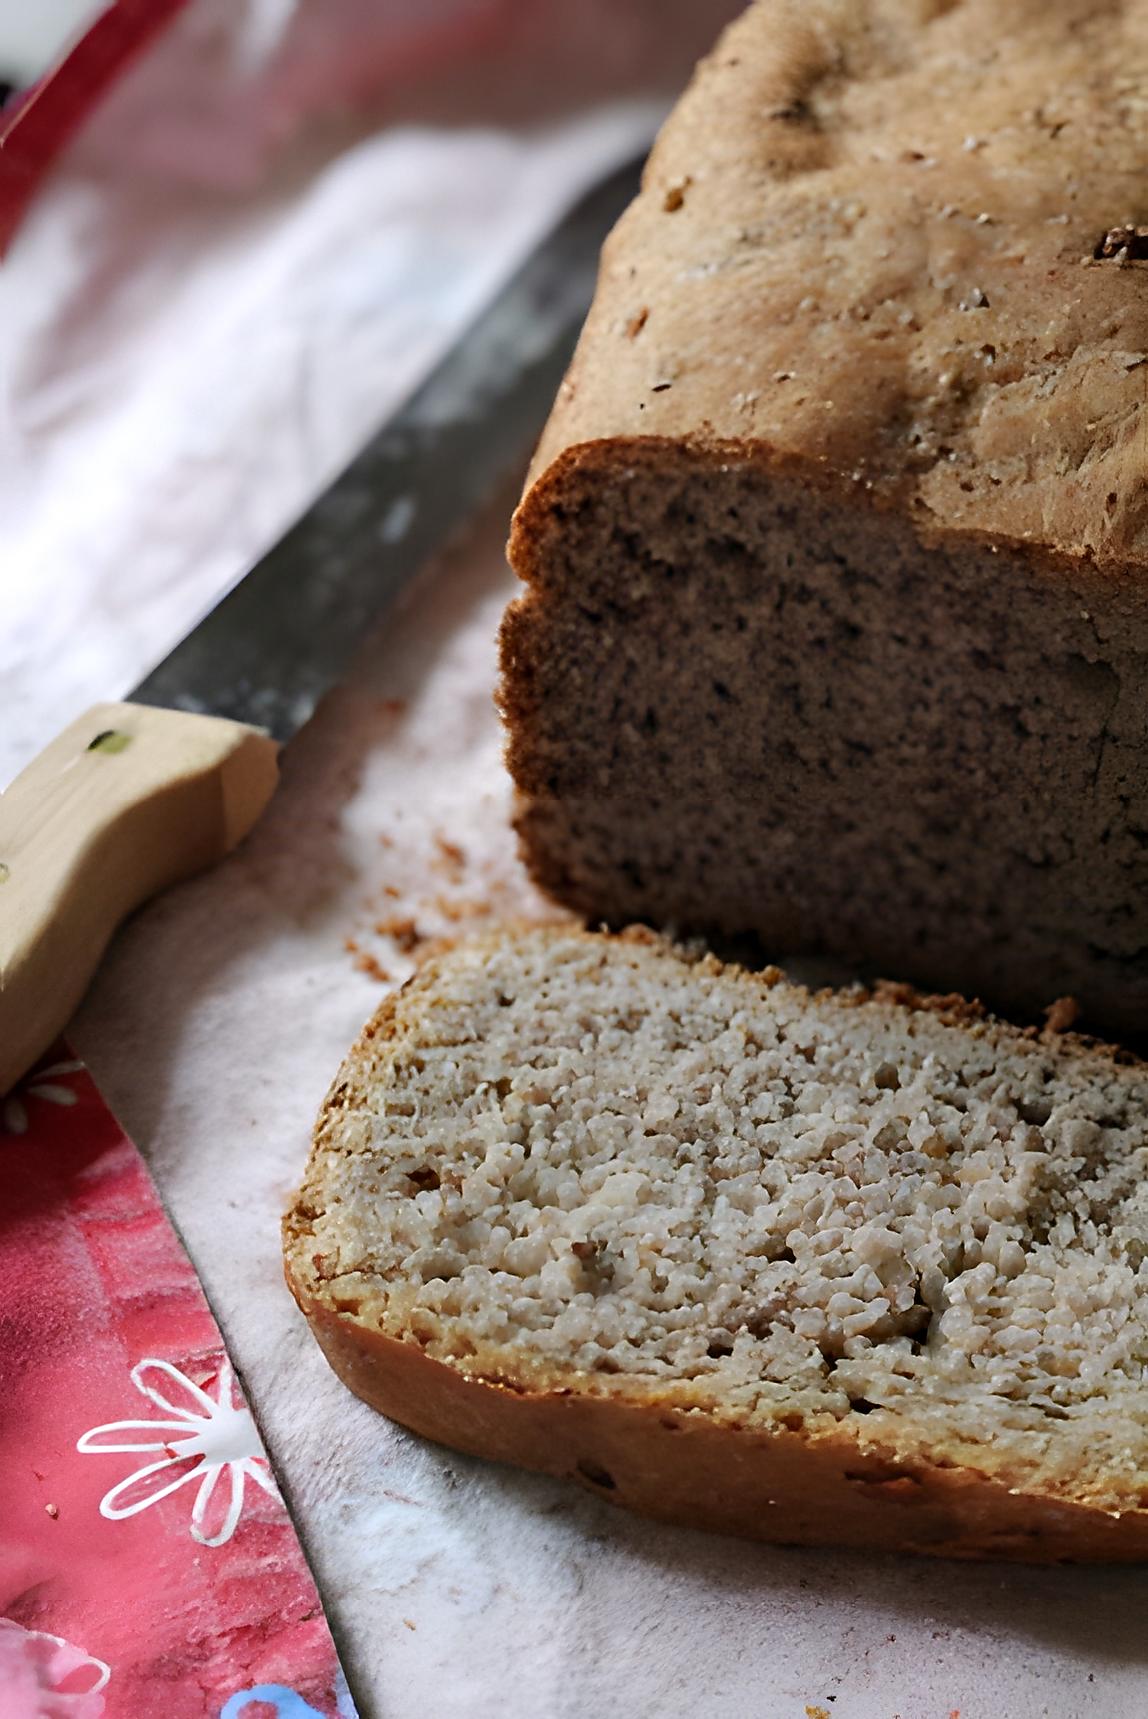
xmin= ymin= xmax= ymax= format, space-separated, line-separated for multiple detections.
xmin=0 ymin=153 xmax=645 ymax=1094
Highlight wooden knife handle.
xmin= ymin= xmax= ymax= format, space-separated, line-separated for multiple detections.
xmin=0 ymin=702 xmax=279 ymax=1094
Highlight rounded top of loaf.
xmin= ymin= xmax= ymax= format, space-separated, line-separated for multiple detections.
xmin=528 ymin=0 xmax=1148 ymax=568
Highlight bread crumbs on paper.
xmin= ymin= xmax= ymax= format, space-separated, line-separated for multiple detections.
xmin=373 ymin=915 xmax=424 ymax=954
xmin=344 ymin=938 xmax=391 ymax=982
xmin=429 ymin=895 xmax=490 ymax=924
xmin=433 ymin=834 xmax=467 ymax=879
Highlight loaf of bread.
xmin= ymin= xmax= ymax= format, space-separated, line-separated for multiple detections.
xmin=284 ymin=926 xmax=1148 ymax=1561
xmin=499 ymin=0 xmax=1148 ymax=1034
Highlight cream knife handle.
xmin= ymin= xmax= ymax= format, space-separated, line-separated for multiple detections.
xmin=0 ymin=702 xmax=280 ymax=1094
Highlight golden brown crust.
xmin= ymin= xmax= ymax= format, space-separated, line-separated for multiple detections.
xmin=285 ymin=1292 xmax=1148 ymax=1563
xmin=856 ymin=979 xmax=1146 ymax=1065
xmin=520 ymin=0 xmax=1148 ymax=570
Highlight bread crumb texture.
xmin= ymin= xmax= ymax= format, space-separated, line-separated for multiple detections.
xmin=528 ymin=0 xmax=1148 ymax=565
xmin=287 ymin=929 xmax=1148 ymax=1511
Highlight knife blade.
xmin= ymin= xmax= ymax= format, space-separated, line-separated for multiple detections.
xmin=133 ymin=152 xmax=645 ymax=736
xmin=0 ymin=152 xmax=645 ymax=1091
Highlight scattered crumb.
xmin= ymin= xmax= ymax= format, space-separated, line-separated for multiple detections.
xmin=436 ymin=896 xmax=490 ymax=923
xmin=402 ymin=1618 xmax=417 ymax=1631
xmin=433 ymin=835 xmax=467 ymax=880
xmin=344 ymin=937 xmax=391 ymax=982
xmin=1044 ymin=995 xmax=1080 ymax=1034
xmin=345 ymin=821 xmax=560 ymax=982
xmin=44 ymin=1503 xmax=58 ymax=1519
xmin=356 ymin=952 xmax=391 ymax=983
xmin=374 ymin=915 xmax=424 ymax=954
xmin=806 ymin=1707 xmax=830 ymax=1719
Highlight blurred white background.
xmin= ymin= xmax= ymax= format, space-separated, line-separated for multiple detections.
xmin=0 ymin=0 xmax=97 ymax=84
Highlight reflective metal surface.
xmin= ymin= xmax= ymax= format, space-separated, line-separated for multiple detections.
xmin=133 ymin=153 xmax=645 ymax=739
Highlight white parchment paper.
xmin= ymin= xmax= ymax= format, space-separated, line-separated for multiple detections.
xmin=6 ymin=5 xmax=1148 ymax=1715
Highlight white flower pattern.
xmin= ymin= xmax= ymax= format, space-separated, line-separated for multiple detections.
xmin=2 ymin=1059 xmax=84 ymax=1135
xmin=77 ymin=1358 xmax=278 ymax=1547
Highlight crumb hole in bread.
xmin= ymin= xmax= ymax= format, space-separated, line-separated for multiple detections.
xmin=407 ymin=1166 xmax=440 ymax=1191
xmin=850 ymin=1477 xmax=921 ymax=1500
xmin=1094 ymin=223 xmax=1148 ymax=259
xmin=575 ymin=1460 xmax=616 ymax=1490
xmin=845 ymin=1465 xmax=920 ymax=1487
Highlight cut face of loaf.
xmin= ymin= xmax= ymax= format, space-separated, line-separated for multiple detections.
xmin=502 ymin=447 xmax=1148 ymax=1036
xmin=284 ymin=927 xmax=1148 ymax=1561
xmin=498 ymin=0 xmax=1148 ymax=1033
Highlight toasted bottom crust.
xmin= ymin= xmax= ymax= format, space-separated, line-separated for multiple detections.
xmin=286 ymin=1286 xmax=1148 ymax=1564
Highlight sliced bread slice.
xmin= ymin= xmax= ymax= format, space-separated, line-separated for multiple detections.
xmin=284 ymin=926 xmax=1148 ymax=1560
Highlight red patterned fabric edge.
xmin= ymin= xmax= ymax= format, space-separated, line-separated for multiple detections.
xmin=0 ymin=1050 xmax=353 ymax=1718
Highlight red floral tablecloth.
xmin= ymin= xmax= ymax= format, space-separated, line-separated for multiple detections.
xmin=0 ymin=1055 xmax=353 ymax=1718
